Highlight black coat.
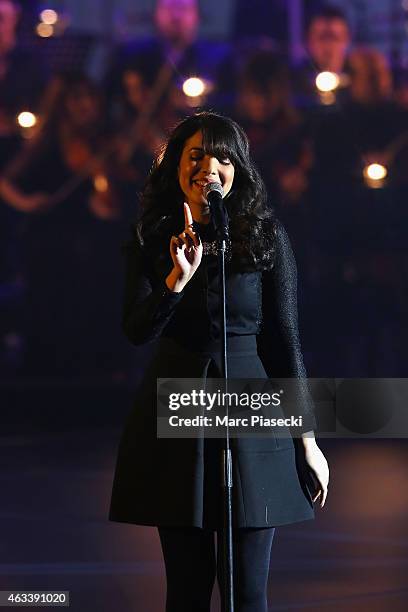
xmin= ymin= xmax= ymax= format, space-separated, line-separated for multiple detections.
xmin=109 ymin=219 xmax=316 ymax=528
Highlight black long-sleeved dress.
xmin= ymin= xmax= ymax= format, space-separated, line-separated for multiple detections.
xmin=109 ymin=217 xmax=317 ymax=528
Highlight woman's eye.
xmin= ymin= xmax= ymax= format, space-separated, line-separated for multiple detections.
xmin=189 ymin=155 xmax=230 ymax=164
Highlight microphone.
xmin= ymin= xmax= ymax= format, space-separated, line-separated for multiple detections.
xmin=203 ymin=182 xmax=229 ymax=241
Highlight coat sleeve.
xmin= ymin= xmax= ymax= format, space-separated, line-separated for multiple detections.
xmin=122 ymin=240 xmax=185 ymax=345
xmin=257 ymin=219 xmax=317 ymax=435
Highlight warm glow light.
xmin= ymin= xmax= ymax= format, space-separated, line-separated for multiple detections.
xmin=40 ymin=9 xmax=58 ymax=24
xmin=94 ymin=174 xmax=109 ymax=193
xmin=315 ymin=71 xmax=340 ymax=92
xmin=364 ymin=163 xmax=387 ymax=181
xmin=17 ymin=111 xmax=37 ymax=128
xmin=320 ymin=91 xmax=336 ymax=105
xmin=182 ymin=77 xmax=205 ymax=97
xmin=36 ymin=22 xmax=54 ymax=37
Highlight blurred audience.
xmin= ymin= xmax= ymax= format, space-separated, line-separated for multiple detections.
xmin=304 ymin=45 xmax=408 ymax=377
xmin=1 ymin=1 xmax=407 ymax=380
xmin=313 ymin=47 xmax=405 ymax=184
xmin=0 ymin=0 xmax=49 ymax=373
xmin=1 ymin=72 xmax=118 ymax=217
xmin=0 ymin=73 xmax=126 ymax=378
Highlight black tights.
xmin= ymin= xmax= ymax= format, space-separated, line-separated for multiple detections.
xmin=158 ymin=526 xmax=275 ymax=612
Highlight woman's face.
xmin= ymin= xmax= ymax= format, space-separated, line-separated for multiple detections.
xmin=177 ymin=130 xmax=235 ymax=214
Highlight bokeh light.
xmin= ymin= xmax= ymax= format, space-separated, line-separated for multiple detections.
xmin=40 ymin=9 xmax=58 ymax=25
xmin=94 ymin=174 xmax=109 ymax=193
xmin=17 ymin=111 xmax=37 ymax=128
xmin=363 ymin=162 xmax=388 ymax=188
xmin=364 ymin=163 xmax=387 ymax=181
xmin=36 ymin=22 xmax=54 ymax=38
xmin=315 ymin=71 xmax=340 ymax=93
xmin=182 ymin=77 xmax=205 ymax=97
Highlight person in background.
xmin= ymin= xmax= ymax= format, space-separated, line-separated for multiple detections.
xmin=293 ymin=6 xmax=352 ymax=109
xmin=234 ymin=49 xmax=313 ymax=210
xmin=110 ymin=61 xmax=159 ymax=221
xmin=305 ymin=46 xmax=399 ymax=223
xmin=0 ymin=73 xmax=125 ymax=378
xmin=336 ymin=47 xmax=401 ymax=175
xmin=106 ymin=0 xmax=230 ymax=135
xmin=235 ymin=51 xmax=299 ymax=158
xmin=0 ymin=72 xmax=117 ymax=217
xmin=305 ymin=45 xmax=406 ymax=378
xmin=306 ymin=6 xmax=350 ymax=74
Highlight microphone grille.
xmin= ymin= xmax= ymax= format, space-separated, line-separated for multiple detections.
xmin=203 ymin=182 xmax=224 ymax=199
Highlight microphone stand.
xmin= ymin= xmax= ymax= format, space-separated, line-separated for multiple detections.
xmin=216 ymin=231 xmax=234 ymax=612
xmin=204 ymin=183 xmax=234 ymax=611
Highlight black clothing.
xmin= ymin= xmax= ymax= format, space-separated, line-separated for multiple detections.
xmin=158 ymin=526 xmax=275 ymax=612
xmin=109 ymin=218 xmax=316 ymax=527
xmin=118 ymin=218 xmax=317 ymax=403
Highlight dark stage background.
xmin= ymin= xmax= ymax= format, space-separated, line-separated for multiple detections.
xmin=1 ymin=1 xmax=408 ymax=610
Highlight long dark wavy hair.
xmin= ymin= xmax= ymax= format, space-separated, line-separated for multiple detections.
xmin=133 ymin=111 xmax=277 ymax=271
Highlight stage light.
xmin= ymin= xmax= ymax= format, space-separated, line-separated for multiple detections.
xmin=36 ymin=22 xmax=54 ymax=37
xmin=40 ymin=9 xmax=58 ymax=25
xmin=315 ymin=71 xmax=340 ymax=93
xmin=182 ymin=77 xmax=205 ymax=97
xmin=93 ymin=174 xmax=109 ymax=193
xmin=365 ymin=163 xmax=387 ymax=180
xmin=17 ymin=111 xmax=37 ymax=128
xmin=363 ymin=163 xmax=388 ymax=188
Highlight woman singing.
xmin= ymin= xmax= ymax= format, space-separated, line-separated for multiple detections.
xmin=109 ymin=111 xmax=329 ymax=612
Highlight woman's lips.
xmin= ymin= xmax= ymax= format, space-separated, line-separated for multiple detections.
xmin=193 ymin=182 xmax=206 ymax=191
xmin=192 ymin=179 xmax=221 ymax=190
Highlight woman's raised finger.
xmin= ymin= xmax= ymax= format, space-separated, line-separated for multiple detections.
xmin=183 ymin=202 xmax=194 ymax=230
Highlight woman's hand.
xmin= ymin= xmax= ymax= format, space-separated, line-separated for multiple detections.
xmin=302 ymin=438 xmax=329 ymax=508
xmin=166 ymin=202 xmax=202 ymax=292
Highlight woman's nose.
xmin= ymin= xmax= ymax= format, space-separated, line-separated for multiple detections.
xmin=201 ymin=156 xmax=219 ymax=175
